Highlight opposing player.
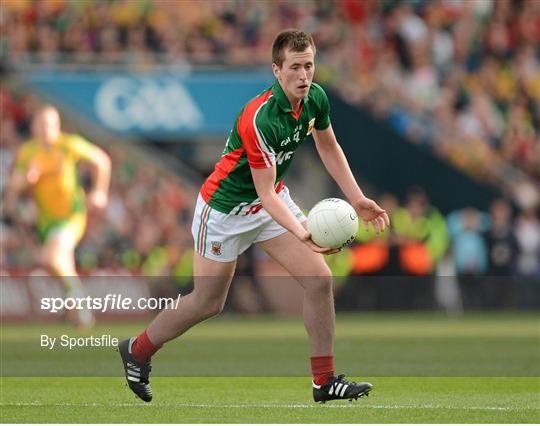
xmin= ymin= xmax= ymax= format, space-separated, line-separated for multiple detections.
xmin=5 ymin=105 xmax=111 ymax=329
xmin=118 ymin=29 xmax=389 ymax=403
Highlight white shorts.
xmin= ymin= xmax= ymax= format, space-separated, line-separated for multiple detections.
xmin=191 ymin=186 xmax=306 ymax=262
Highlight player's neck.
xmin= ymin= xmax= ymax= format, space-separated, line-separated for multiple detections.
xmin=40 ymin=133 xmax=62 ymax=147
xmin=286 ymin=96 xmax=303 ymax=114
xmin=278 ymin=81 xmax=304 ymax=114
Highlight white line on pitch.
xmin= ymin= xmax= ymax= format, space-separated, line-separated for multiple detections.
xmin=0 ymin=402 xmax=534 ymax=411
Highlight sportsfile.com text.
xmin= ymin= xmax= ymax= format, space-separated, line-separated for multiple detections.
xmin=40 ymin=294 xmax=181 ymax=313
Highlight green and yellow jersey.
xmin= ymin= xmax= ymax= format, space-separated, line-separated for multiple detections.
xmin=15 ymin=133 xmax=95 ymax=242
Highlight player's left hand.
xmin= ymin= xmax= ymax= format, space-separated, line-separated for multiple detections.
xmin=87 ymin=189 xmax=108 ymax=210
xmin=352 ymin=196 xmax=390 ymax=234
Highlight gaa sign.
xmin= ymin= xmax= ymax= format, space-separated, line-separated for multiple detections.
xmin=95 ymin=77 xmax=203 ymax=132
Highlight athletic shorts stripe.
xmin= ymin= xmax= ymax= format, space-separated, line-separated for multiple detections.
xmin=198 ymin=205 xmax=211 ymax=255
xmin=196 ymin=204 xmax=211 ymax=253
xmin=195 ymin=205 xmax=204 ymax=252
xmin=201 ymin=207 xmax=211 ymax=257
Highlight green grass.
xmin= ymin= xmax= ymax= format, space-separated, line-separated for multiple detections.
xmin=2 ymin=312 xmax=539 ymax=377
xmin=1 ymin=377 xmax=539 ymax=423
xmin=1 ymin=312 xmax=539 ymax=422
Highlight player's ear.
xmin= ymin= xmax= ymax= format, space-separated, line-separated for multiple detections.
xmin=272 ymin=63 xmax=281 ymax=80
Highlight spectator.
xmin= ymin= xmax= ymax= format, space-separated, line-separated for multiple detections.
xmin=483 ymin=199 xmax=519 ymax=309
xmin=393 ymin=187 xmax=448 ymax=277
xmin=514 ymin=206 xmax=540 ymax=309
xmin=447 ymin=207 xmax=491 ymax=309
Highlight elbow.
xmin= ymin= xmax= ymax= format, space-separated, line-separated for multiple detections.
xmin=95 ymin=150 xmax=112 ymax=172
xmin=257 ymin=190 xmax=278 ymax=208
xmin=104 ymin=155 xmax=112 ymax=172
xmin=258 ymin=192 xmax=272 ymax=206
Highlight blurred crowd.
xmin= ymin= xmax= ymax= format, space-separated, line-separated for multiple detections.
xmin=326 ymin=0 xmax=540 ymax=209
xmin=1 ymin=87 xmax=197 ymax=277
xmin=334 ymin=187 xmax=540 ymax=310
xmin=1 ymin=0 xmax=539 ymax=207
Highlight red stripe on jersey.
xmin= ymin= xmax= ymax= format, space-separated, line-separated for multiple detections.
xmin=291 ymin=103 xmax=304 ymax=120
xmin=275 ymin=180 xmax=284 ymax=194
xmin=237 ymin=89 xmax=274 ymax=169
xmin=201 ymin=147 xmax=244 ymax=203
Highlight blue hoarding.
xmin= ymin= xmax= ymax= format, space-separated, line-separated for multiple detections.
xmin=23 ymin=71 xmax=274 ymax=139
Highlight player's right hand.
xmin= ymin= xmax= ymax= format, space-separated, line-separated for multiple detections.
xmin=26 ymin=160 xmax=41 ymax=184
xmin=298 ymin=230 xmax=340 ymax=255
xmin=87 ymin=189 xmax=108 ymax=209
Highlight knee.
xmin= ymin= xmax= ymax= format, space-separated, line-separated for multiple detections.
xmin=304 ymin=266 xmax=333 ymax=294
xmin=205 ymin=299 xmax=226 ymax=318
xmin=42 ymin=253 xmax=63 ymax=275
xmin=46 ymin=256 xmax=73 ymax=277
xmin=42 ymin=246 xmax=74 ymax=276
xmin=193 ymin=292 xmax=226 ymax=319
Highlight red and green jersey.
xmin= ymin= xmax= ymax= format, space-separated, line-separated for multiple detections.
xmin=200 ymin=80 xmax=331 ymax=214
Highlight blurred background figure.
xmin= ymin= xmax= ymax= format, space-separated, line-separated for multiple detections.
xmin=514 ymin=206 xmax=540 ymax=309
xmin=447 ymin=207 xmax=491 ymax=309
xmin=483 ymin=199 xmax=518 ymax=309
xmin=4 ymin=106 xmax=111 ymax=328
xmin=390 ymin=188 xmax=448 ymax=309
xmin=393 ymin=187 xmax=448 ymax=277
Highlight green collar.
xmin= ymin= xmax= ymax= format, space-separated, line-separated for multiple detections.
xmin=272 ymin=80 xmax=309 ymax=113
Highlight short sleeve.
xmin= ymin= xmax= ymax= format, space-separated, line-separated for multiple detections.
xmin=237 ymin=104 xmax=276 ymax=169
xmin=65 ymin=134 xmax=96 ymax=161
xmin=313 ymin=83 xmax=331 ymax=131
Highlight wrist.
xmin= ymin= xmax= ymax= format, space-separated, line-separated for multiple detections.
xmin=294 ymin=227 xmax=310 ymax=241
xmin=350 ymin=194 xmax=367 ymax=206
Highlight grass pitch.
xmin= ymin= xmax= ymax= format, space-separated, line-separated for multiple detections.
xmin=1 ymin=312 xmax=539 ymax=423
xmin=1 ymin=377 xmax=538 ymax=423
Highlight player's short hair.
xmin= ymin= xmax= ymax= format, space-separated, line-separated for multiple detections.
xmin=34 ymin=104 xmax=59 ymax=119
xmin=272 ymin=29 xmax=316 ymax=67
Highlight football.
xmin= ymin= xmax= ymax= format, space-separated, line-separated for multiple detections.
xmin=307 ymin=198 xmax=359 ymax=249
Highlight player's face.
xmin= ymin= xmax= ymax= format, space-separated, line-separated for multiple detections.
xmin=32 ymin=108 xmax=61 ymax=145
xmin=273 ymin=47 xmax=315 ymax=105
